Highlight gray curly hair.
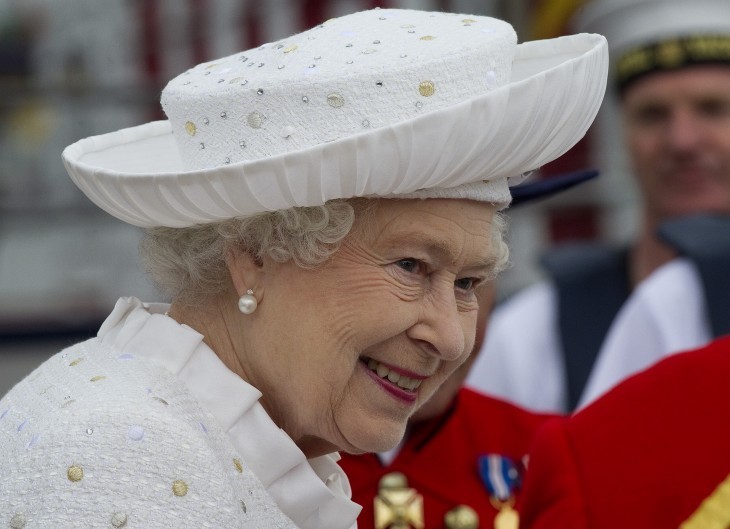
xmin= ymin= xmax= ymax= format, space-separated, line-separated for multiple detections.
xmin=140 ymin=198 xmax=510 ymax=305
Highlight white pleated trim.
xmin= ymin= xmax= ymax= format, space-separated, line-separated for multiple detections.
xmin=97 ymin=297 xmax=361 ymax=529
xmin=63 ymin=33 xmax=607 ymax=228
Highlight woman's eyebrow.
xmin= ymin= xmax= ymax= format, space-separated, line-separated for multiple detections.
xmin=386 ymin=232 xmax=497 ymax=269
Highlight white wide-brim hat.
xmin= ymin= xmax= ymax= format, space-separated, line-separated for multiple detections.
xmin=63 ymin=9 xmax=608 ymax=228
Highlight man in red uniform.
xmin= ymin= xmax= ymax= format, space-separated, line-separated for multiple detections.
xmin=519 ymin=334 xmax=730 ymax=529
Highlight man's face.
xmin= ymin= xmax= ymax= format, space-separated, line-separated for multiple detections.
xmin=622 ymin=65 xmax=730 ymax=223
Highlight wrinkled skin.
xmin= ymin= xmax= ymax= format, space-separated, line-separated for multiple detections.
xmin=215 ymin=198 xmax=500 ymax=457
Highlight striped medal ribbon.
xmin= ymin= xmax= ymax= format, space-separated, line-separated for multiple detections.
xmin=478 ymin=454 xmax=522 ymax=529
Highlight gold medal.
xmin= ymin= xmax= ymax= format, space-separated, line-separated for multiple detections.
xmin=490 ymin=496 xmax=519 ymax=529
xmin=493 ymin=504 xmax=519 ymax=529
xmin=444 ymin=504 xmax=479 ymax=529
xmin=374 ymin=472 xmax=424 ymax=529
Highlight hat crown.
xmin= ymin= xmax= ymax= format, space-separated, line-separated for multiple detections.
xmin=161 ymin=9 xmax=516 ymax=171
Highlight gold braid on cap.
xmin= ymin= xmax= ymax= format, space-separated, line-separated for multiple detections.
xmin=616 ymin=34 xmax=730 ymax=94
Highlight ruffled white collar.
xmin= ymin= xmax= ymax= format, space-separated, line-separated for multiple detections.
xmin=98 ymin=297 xmax=361 ymax=529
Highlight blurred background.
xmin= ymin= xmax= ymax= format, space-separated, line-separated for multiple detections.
xmin=0 ymin=0 xmax=637 ymax=394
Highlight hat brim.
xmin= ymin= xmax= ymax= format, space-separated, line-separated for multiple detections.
xmin=63 ymin=33 xmax=607 ymax=228
xmin=510 ymin=168 xmax=600 ymax=207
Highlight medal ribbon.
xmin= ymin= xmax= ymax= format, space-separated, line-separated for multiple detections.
xmin=477 ymin=454 xmax=522 ymax=502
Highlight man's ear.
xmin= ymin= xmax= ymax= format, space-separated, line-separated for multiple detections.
xmin=225 ymin=246 xmax=265 ymax=300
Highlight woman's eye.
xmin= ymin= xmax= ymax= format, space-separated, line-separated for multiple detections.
xmin=396 ymin=258 xmax=422 ymax=274
xmin=455 ymin=277 xmax=477 ymax=291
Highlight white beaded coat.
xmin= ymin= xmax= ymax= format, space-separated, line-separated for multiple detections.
xmin=0 ymin=297 xmax=360 ymax=528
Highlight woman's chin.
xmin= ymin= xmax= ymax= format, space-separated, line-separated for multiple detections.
xmin=346 ymin=423 xmax=407 ymax=454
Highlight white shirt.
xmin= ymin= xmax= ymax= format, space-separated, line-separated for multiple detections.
xmin=466 ymin=258 xmax=712 ymax=414
xmin=578 ymin=258 xmax=712 ymax=408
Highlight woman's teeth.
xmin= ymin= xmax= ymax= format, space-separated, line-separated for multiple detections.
xmin=366 ymin=358 xmax=422 ymax=391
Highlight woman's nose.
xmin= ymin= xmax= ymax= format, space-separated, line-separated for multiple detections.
xmin=407 ymin=283 xmax=468 ymax=362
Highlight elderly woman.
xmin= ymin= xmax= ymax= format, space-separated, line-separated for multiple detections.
xmin=0 ymin=8 xmax=607 ymax=529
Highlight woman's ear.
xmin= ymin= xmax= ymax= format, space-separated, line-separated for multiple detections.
xmin=225 ymin=246 xmax=265 ymax=299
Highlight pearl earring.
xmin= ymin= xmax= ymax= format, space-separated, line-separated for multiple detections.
xmin=238 ymin=289 xmax=258 ymax=314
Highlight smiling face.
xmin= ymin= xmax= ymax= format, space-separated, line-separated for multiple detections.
xmin=236 ymin=198 xmax=499 ymax=456
xmin=622 ymin=65 xmax=730 ymax=224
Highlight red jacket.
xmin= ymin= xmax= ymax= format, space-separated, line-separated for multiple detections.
xmin=520 ymin=335 xmax=730 ymax=529
xmin=340 ymin=387 xmax=556 ymax=529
